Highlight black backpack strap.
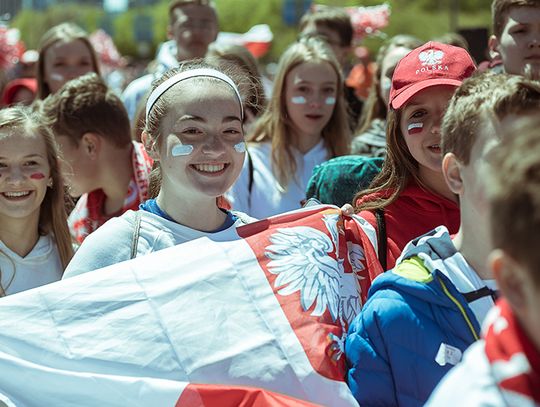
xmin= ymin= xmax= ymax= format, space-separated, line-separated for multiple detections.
xmin=462 ymin=287 xmax=500 ymax=303
xmin=130 ymin=211 xmax=142 ymax=260
xmin=246 ymin=149 xmax=254 ymax=210
xmin=375 ymin=208 xmax=387 ymax=271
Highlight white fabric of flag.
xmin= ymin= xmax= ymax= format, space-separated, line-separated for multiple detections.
xmin=0 ymin=206 xmax=380 ymax=407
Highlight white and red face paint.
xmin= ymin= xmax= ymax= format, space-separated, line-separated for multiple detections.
xmin=407 ymin=122 xmax=424 ymax=135
xmin=0 ymin=172 xmax=45 ymax=179
xmin=50 ymin=73 xmax=65 ymax=82
xmin=171 ymin=141 xmax=194 ymax=156
xmin=290 ymin=96 xmax=336 ymax=105
xmin=30 ymin=172 xmax=46 ymax=180
xmin=233 ymin=142 xmax=246 ymax=153
xmin=170 ymin=138 xmax=246 ymax=157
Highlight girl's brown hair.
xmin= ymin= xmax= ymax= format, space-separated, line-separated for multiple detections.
xmin=36 ymin=22 xmax=100 ymax=99
xmin=354 ymin=107 xmax=420 ymax=211
xmin=0 ymin=106 xmax=74 ymax=295
xmin=249 ymin=36 xmax=350 ymax=190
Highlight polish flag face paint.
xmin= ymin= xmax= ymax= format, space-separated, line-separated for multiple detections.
xmin=30 ymin=173 xmax=46 ymax=180
xmin=407 ymin=122 xmax=424 ymax=135
xmin=325 ymin=97 xmax=336 ymax=105
xmin=233 ymin=142 xmax=246 ymax=153
xmin=291 ymin=96 xmax=307 ymax=104
xmin=171 ymin=142 xmax=194 ymax=157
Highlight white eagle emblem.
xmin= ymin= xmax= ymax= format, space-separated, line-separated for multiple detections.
xmin=265 ymin=215 xmax=362 ymax=360
xmin=419 ymin=49 xmax=444 ymax=66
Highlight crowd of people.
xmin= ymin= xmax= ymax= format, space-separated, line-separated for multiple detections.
xmin=1 ymin=0 xmax=540 ymax=405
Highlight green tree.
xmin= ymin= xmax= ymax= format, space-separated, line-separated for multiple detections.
xmin=10 ymin=0 xmax=494 ymax=63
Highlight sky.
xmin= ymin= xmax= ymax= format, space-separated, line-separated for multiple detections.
xmin=103 ymin=0 xmax=128 ymax=13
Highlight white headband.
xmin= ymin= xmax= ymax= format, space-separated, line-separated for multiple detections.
xmin=145 ymin=68 xmax=244 ymax=122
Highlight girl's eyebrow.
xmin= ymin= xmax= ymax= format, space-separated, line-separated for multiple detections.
xmin=223 ymin=116 xmax=242 ymax=123
xmin=0 ymin=153 xmax=44 ymax=160
xmin=294 ymin=79 xmax=336 ymax=86
xmin=175 ymin=115 xmax=242 ymax=124
xmin=404 ymin=101 xmax=427 ymax=108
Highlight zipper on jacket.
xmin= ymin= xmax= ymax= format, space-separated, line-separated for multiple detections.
xmin=437 ymin=277 xmax=480 ymax=341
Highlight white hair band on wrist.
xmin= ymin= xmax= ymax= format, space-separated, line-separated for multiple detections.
xmin=145 ymin=68 xmax=244 ymax=122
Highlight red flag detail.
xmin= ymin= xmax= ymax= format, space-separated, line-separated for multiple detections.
xmin=176 ymin=383 xmax=321 ymax=407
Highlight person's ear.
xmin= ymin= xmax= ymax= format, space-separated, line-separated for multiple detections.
xmin=141 ymin=131 xmax=159 ymax=161
xmin=81 ymin=132 xmax=101 ymax=160
xmin=489 ymin=249 xmax=527 ymax=311
xmin=167 ymin=24 xmax=173 ymax=40
xmin=489 ymin=35 xmax=501 ymax=61
xmin=442 ymin=152 xmax=463 ymax=195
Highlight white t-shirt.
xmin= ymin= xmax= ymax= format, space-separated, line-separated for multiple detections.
xmin=0 ymin=235 xmax=63 ymax=296
xmin=227 ymin=140 xmax=329 ymax=219
xmin=63 ymin=209 xmax=254 ymax=279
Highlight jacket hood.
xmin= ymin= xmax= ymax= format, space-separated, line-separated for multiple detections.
xmin=368 ymin=226 xmax=463 ymax=309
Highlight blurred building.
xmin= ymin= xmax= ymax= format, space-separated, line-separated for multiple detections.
xmin=1 ymin=0 xmax=159 ymax=18
xmin=1 ymin=0 xmax=23 ymax=18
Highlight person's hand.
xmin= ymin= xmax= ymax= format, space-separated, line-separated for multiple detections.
xmin=340 ymin=203 xmax=354 ymax=216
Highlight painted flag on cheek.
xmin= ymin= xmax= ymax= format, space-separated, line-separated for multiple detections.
xmin=0 ymin=205 xmax=381 ymax=406
xmin=407 ymin=122 xmax=424 ymax=135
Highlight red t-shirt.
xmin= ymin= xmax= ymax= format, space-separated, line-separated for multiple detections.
xmin=68 ymin=142 xmax=153 ymax=244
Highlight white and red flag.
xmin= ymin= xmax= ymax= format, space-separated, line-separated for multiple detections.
xmin=0 ymin=205 xmax=381 ymax=406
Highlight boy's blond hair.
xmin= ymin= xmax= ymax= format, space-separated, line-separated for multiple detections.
xmin=442 ymin=71 xmax=540 ymax=164
xmin=491 ymin=0 xmax=540 ymax=38
xmin=299 ymin=7 xmax=353 ymax=47
xmin=488 ymin=115 xmax=540 ymax=286
xmin=42 ymin=73 xmax=131 ymax=149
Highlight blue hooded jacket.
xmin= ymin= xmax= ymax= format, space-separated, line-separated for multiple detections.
xmin=345 ymin=227 xmax=482 ymax=407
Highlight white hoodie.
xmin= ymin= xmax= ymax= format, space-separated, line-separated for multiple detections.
xmin=0 ymin=235 xmax=62 ymax=296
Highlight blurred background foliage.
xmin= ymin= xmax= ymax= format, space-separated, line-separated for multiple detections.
xmin=10 ymin=0 xmax=493 ymax=63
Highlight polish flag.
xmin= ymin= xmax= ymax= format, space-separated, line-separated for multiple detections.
xmin=0 ymin=205 xmax=381 ymax=406
xmin=216 ymin=24 xmax=273 ymax=58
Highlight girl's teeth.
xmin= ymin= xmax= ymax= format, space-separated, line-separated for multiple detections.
xmin=3 ymin=191 xmax=30 ymax=197
xmin=194 ymin=164 xmax=225 ymax=173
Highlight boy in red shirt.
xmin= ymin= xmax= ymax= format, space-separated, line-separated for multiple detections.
xmin=42 ymin=73 xmax=152 ymax=243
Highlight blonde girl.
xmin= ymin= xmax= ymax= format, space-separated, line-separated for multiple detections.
xmin=0 ymin=105 xmax=73 ymax=296
xmin=227 ymin=36 xmax=350 ymax=218
xmin=36 ymin=22 xmax=100 ymax=99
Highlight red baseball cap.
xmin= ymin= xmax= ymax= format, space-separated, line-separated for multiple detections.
xmin=389 ymin=41 xmax=476 ymax=109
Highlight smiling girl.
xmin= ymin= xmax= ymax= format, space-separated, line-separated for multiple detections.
xmin=0 ymin=106 xmax=73 ymax=296
xmin=353 ymin=42 xmax=476 ymax=271
xmin=63 ymin=61 xmax=255 ymax=278
xmin=36 ymin=22 xmax=100 ymax=99
xmin=226 ymin=37 xmax=350 ymax=219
